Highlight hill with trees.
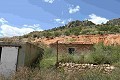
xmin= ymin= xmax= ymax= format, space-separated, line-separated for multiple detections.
xmin=106 ymin=18 xmax=120 ymax=26
xmin=21 ymin=18 xmax=120 ymax=39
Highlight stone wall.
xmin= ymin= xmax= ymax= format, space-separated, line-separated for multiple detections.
xmin=58 ymin=63 xmax=115 ymax=73
xmin=50 ymin=44 xmax=93 ymax=54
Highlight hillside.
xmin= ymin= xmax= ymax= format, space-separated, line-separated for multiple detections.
xmin=0 ymin=18 xmax=120 ymax=45
xmin=21 ymin=18 xmax=120 ymax=39
xmin=106 ymin=18 xmax=120 ymax=26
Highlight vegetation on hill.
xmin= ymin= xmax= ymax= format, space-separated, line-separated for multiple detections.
xmin=22 ymin=18 xmax=120 ymax=39
xmin=106 ymin=18 xmax=120 ymax=26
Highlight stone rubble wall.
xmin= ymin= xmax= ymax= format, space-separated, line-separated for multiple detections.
xmin=58 ymin=63 xmax=115 ymax=73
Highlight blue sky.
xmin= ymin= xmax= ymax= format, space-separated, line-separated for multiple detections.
xmin=0 ymin=0 xmax=120 ymax=37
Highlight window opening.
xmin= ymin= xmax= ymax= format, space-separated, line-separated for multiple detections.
xmin=68 ymin=48 xmax=75 ymax=54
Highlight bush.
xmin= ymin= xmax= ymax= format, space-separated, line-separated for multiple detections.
xmin=39 ymin=47 xmax=56 ymax=69
xmin=60 ymin=54 xmax=74 ymax=63
xmin=81 ymin=29 xmax=91 ymax=34
xmin=84 ymin=43 xmax=120 ymax=64
xmin=40 ymin=56 xmax=56 ymax=69
xmin=69 ymin=27 xmax=81 ymax=36
xmin=54 ymin=31 xmax=61 ymax=37
xmin=43 ymin=31 xmax=53 ymax=38
xmin=43 ymin=47 xmax=53 ymax=58
xmin=60 ymin=54 xmax=86 ymax=64
xmin=64 ymin=31 xmax=70 ymax=36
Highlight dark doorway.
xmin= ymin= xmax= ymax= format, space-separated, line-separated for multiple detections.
xmin=0 ymin=47 xmax=2 ymax=61
xmin=68 ymin=48 xmax=75 ymax=54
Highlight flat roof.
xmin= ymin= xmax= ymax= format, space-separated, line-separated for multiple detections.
xmin=0 ymin=42 xmax=21 ymax=47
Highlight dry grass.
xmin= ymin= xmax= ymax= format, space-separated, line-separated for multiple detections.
xmin=0 ymin=67 xmax=120 ymax=80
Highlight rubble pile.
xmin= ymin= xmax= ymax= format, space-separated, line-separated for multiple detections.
xmin=58 ymin=63 xmax=115 ymax=73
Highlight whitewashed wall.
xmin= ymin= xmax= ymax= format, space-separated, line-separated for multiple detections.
xmin=0 ymin=47 xmax=18 ymax=76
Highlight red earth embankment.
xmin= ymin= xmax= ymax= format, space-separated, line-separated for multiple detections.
xmin=33 ymin=34 xmax=120 ymax=45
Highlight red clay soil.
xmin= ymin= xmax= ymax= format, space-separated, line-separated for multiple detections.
xmin=33 ymin=34 xmax=120 ymax=46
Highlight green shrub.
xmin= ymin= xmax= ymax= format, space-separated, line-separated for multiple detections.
xmin=81 ymin=29 xmax=91 ymax=34
xmin=64 ymin=31 xmax=70 ymax=36
xmin=43 ymin=31 xmax=53 ymax=38
xmin=43 ymin=47 xmax=53 ymax=58
xmin=60 ymin=54 xmax=86 ymax=64
xmin=39 ymin=47 xmax=56 ymax=69
xmin=54 ymin=31 xmax=61 ymax=37
xmin=69 ymin=27 xmax=81 ymax=35
xmin=40 ymin=56 xmax=56 ymax=69
xmin=60 ymin=54 xmax=74 ymax=63
xmin=85 ymin=43 xmax=120 ymax=64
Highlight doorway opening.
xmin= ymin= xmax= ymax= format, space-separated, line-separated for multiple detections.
xmin=0 ymin=47 xmax=2 ymax=61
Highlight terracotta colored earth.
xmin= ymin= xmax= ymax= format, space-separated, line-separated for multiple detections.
xmin=32 ymin=34 xmax=120 ymax=46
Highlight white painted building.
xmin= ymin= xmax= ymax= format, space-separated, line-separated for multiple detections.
xmin=0 ymin=42 xmax=43 ymax=76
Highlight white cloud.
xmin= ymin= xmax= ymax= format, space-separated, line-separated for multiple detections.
xmin=54 ymin=18 xmax=73 ymax=25
xmin=0 ymin=18 xmax=8 ymax=25
xmin=54 ymin=19 xmax=61 ymax=22
xmin=69 ymin=5 xmax=80 ymax=14
xmin=0 ymin=18 xmax=43 ymax=37
xmin=54 ymin=19 xmax=65 ymax=24
xmin=88 ymin=14 xmax=109 ymax=24
xmin=44 ymin=0 xmax=54 ymax=3
xmin=23 ymin=24 xmax=42 ymax=31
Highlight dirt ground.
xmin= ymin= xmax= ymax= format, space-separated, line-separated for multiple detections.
xmin=33 ymin=34 xmax=120 ymax=45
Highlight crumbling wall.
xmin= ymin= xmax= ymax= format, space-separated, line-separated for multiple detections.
xmin=24 ymin=42 xmax=43 ymax=66
xmin=58 ymin=63 xmax=115 ymax=73
xmin=50 ymin=44 xmax=93 ymax=54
